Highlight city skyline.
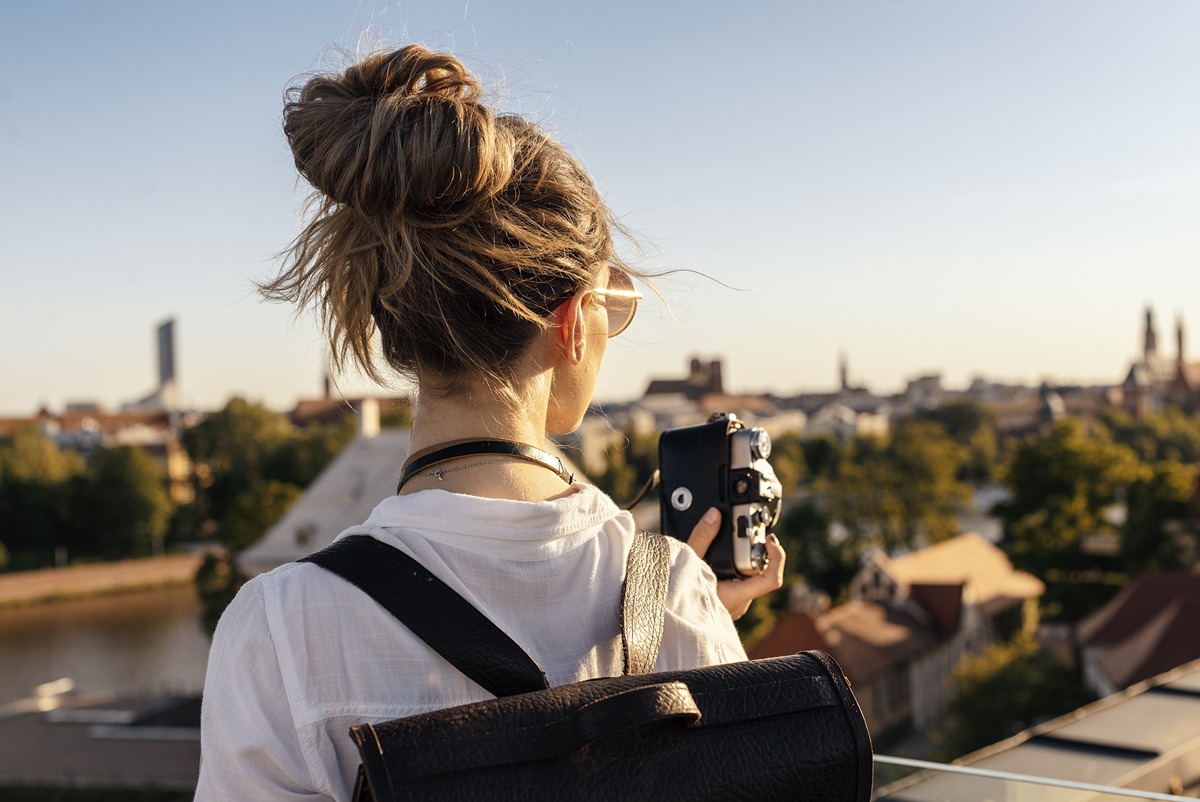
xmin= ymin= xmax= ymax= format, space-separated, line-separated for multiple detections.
xmin=3 ymin=1 xmax=1198 ymax=415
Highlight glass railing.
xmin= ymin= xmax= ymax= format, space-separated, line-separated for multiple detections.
xmin=873 ymin=755 xmax=1193 ymax=801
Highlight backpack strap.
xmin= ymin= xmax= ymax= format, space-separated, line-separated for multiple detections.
xmin=301 ymin=535 xmax=549 ymax=697
xmin=301 ymin=530 xmax=670 ymax=696
xmin=621 ymin=531 xmax=670 ymax=675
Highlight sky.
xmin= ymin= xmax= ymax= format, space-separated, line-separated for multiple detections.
xmin=2 ymin=1 xmax=1198 ymax=416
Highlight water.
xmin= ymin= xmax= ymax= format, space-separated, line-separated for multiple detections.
xmin=0 ymin=585 xmax=211 ymax=705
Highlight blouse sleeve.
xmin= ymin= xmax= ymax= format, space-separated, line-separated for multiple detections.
xmin=656 ymin=538 xmax=748 ymax=670
xmin=194 ymin=579 xmax=325 ymax=801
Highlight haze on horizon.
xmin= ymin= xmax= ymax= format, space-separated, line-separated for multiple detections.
xmin=2 ymin=1 xmax=1197 ymax=417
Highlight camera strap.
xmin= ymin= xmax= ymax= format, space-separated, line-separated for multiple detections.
xmin=397 ymin=439 xmax=574 ymax=493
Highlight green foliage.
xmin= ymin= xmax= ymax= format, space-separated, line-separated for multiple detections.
xmin=1122 ymin=460 xmax=1198 ymax=572
xmin=822 ymin=421 xmax=970 ymax=554
xmin=0 ymin=429 xmax=84 ymax=561
xmin=1098 ymin=406 xmax=1200 ymax=464
xmin=585 ymin=428 xmax=658 ymax=505
xmin=265 ymin=415 xmax=357 ymax=488
xmin=380 ymin=401 xmax=414 ymax=429
xmin=183 ymin=398 xmax=294 ymax=527
xmin=998 ymin=419 xmax=1147 ymax=574
xmin=0 ymin=428 xmax=85 ymax=483
xmin=1038 ymin=571 xmax=1127 ymax=623
xmin=195 ymin=550 xmax=249 ymax=637
xmin=70 ymin=446 xmax=172 ymax=559
xmin=767 ymin=432 xmax=806 ymax=493
xmin=218 ymin=481 xmax=302 ymax=552
xmin=774 ymin=498 xmax=859 ymax=602
xmin=182 ymin=398 xmax=354 ymax=552
xmin=919 ymin=399 xmax=998 ymax=482
xmin=800 ymin=434 xmax=841 ymax=480
xmin=937 ymin=635 xmax=1095 ymax=760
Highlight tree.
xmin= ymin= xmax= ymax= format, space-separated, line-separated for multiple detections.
xmin=822 ymin=422 xmax=969 ymax=553
xmin=585 ymin=427 xmax=658 ymax=505
xmin=767 ymin=432 xmax=806 ymax=493
xmin=997 ymin=419 xmax=1146 ymax=575
xmin=938 ymin=635 xmax=1095 ymax=760
xmin=1099 ymin=406 xmax=1200 ymax=464
xmin=218 ymin=480 xmax=302 ymax=553
xmin=774 ymin=498 xmax=860 ymax=602
xmin=800 ymin=434 xmax=842 ymax=481
xmin=265 ymin=415 xmax=357 ymax=488
xmin=195 ymin=550 xmax=248 ymax=637
xmin=71 ymin=446 xmax=173 ymax=559
xmin=182 ymin=398 xmax=294 ymax=528
xmin=0 ymin=428 xmax=83 ymax=561
xmin=919 ymin=399 xmax=998 ymax=483
xmin=1122 ymin=460 xmax=1198 ymax=572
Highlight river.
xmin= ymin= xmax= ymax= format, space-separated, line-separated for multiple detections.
xmin=0 ymin=584 xmax=211 ymax=706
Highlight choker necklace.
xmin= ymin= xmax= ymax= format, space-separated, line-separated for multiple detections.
xmin=397 ymin=439 xmax=574 ymax=493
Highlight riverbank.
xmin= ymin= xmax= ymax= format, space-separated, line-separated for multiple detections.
xmin=0 ymin=555 xmax=203 ymax=608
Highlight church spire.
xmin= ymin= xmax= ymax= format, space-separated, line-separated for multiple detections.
xmin=1144 ymin=306 xmax=1158 ymax=363
xmin=1178 ymin=314 xmax=1186 ymax=367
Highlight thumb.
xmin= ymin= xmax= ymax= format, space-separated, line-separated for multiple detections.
xmin=686 ymin=507 xmax=722 ymax=559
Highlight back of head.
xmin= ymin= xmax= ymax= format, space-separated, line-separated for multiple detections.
xmin=264 ymin=45 xmax=620 ymax=394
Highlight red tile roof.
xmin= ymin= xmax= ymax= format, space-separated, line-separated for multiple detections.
xmin=1077 ymin=571 xmax=1200 ymax=689
xmin=881 ymin=533 xmax=1043 ymax=616
xmin=749 ymin=601 xmax=939 ymax=683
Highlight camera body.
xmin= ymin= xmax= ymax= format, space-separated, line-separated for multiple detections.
xmin=658 ymin=413 xmax=783 ymax=580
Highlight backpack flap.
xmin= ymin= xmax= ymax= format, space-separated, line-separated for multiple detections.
xmin=351 ymin=651 xmax=872 ymax=802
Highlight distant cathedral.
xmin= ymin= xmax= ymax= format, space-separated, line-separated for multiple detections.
xmin=1123 ymin=307 xmax=1200 ymax=414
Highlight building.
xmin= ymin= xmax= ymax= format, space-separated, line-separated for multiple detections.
xmin=643 ymin=357 xmax=724 ymax=402
xmin=804 ymin=401 xmax=890 ymax=442
xmin=877 ymin=659 xmax=1200 ymax=799
xmin=1123 ymin=307 xmax=1200 ymax=414
xmin=1076 ymin=571 xmax=1200 ymax=698
xmin=750 ymin=533 xmax=1043 ymax=737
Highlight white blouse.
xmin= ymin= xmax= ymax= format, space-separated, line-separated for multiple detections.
xmin=194 ymin=483 xmax=745 ymax=801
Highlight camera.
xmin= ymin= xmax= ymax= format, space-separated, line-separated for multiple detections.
xmin=658 ymin=413 xmax=783 ymax=580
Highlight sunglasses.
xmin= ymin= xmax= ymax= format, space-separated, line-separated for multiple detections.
xmin=588 ymin=267 xmax=642 ymax=337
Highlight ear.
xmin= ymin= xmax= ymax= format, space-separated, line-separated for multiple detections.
xmin=552 ymin=293 xmax=589 ymax=365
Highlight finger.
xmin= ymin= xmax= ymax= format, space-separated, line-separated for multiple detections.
xmin=715 ymin=535 xmax=786 ymax=620
xmin=686 ymin=507 xmax=722 ymax=559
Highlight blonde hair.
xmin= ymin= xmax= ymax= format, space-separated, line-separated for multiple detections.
xmin=262 ymin=45 xmax=627 ymax=394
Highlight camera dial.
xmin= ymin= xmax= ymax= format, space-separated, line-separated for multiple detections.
xmin=751 ymin=429 xmax=772 ymax=460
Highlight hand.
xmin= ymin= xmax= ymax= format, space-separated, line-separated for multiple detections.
xmin=686 ymin=507 xmax=786 ymax=621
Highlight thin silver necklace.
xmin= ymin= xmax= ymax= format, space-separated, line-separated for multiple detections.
xmin=425 ymin=456 xmax=519 ymax=481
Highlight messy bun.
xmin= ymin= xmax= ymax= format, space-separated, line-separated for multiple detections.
xmin=284 ymin=48 xmax=513 ymax=221
xmin=261 ymin=44 xmax=625 ymax=393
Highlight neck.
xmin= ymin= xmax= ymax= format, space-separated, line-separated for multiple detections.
xmin=402 ymin=372 xmax=573 ymax=501
xmin=407 ymin=383 xmax=549 ymax=455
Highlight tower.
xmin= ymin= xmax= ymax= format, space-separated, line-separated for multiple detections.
xmin=1177 ymin=315 xmax=1186 ymax=367
xmin=1143 ymin=307 xmax=1158 ymax=363
xmin=156 ymin=318 xmax=178 ymax=410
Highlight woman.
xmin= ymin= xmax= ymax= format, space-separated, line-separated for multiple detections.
xmin=195 ymin=45 xmax=784 ymax=801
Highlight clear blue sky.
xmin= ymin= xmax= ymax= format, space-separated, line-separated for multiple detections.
xmin=2 ymin=1 xmax=1198 ymax=415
